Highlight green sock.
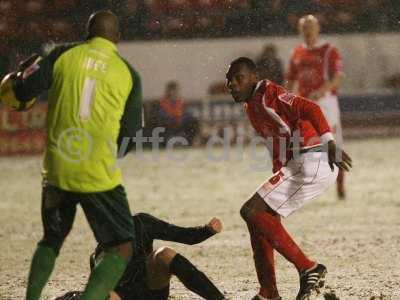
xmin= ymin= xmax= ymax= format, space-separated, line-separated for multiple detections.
xmin=80 ymin=252 xmax=127 ymax=300
xmin=26 ymin=245 xmax=57 ymax=300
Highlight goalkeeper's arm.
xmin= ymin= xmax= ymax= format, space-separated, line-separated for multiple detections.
xmin=0 ymin=46 xmax=66 ymax=109
xmin=0 ymin=54 xmax=43 ymax=110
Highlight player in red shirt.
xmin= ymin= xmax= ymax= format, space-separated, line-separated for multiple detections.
xmin=286 ymin=14 xmax=346 ymax=199
xmin=226 ymin=57 xmax=352 ymax=300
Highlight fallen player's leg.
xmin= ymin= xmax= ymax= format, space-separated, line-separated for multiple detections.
xmin=147 ymin=246 xmax=225 ymax=300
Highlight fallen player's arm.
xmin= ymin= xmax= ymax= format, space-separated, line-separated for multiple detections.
xmin=138 ymin=213 xmax=221 ymax=245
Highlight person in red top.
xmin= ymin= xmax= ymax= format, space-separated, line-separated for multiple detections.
xmin=226 ymin=57 xmax=352 ymax=300
xmin=286 ymin=14 xmax=346 ymax=199
xmin=158 ymin=81 xmax=199 ymax=145
xmin=159 ymin=81 xmax=186 ymax=123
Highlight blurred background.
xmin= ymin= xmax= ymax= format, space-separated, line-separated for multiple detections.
xmin=1 ymin=0 xmax=400 ymax=155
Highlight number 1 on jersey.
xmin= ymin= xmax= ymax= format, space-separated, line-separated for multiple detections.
xmin=79 ymin=77 xmax=96 ymax=120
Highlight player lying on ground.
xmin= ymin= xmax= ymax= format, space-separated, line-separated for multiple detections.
xmin=55 ymin=213 xmax=226 ymax=300
xmin=226 ymin=57 xmax=352 ymax=300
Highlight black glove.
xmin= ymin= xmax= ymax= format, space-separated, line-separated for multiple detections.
xmin=18 ymin=53 xmax=41 ymax=73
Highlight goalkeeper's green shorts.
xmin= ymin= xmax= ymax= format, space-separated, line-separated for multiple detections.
xmin=39 ymin=184 xmax=135 ymax=252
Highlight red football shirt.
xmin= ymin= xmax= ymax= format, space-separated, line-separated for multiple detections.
xmin=159 ymin=97 xmax=185 ymax=122
xmin=244 ymin=80 xmax=333 ymax=172
xmin=287 ymin=42 xmax=343 ymax=98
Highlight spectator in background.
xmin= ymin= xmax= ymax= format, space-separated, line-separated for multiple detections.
xmin=286 ymin=15 xmax=346 ymax=199
xmin=255 ymin=44 xmax=284 ymax=85
xmin=158 ymin=81 xmax=199 ymax=146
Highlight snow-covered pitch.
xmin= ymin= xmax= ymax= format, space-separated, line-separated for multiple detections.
xmin=1 ymin=138 xmax=400 ymax=299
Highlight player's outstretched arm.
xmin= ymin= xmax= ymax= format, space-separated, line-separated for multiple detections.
xmin=138 ymin=213 xmax=221 ymax=245
xmin=1 ymin=45 xmax=77 ymax=110
xmin=206 ymin=217 xmax=223 ymax=234
xmin=0 ymin=54 xmax=42 ymax=110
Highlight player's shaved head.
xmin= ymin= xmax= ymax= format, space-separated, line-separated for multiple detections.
xmin=298 ymin=14 xmax=320 ymax=47
xmin=227 ymin=57 xmax=257 ymax=79
xmin=87 ymin=10 xmax=120 ymax=43
xmin=226 ymin=57 xmax=258 ymax=103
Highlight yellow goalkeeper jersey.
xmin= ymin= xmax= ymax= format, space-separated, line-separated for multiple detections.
xmin=14 ymin=37 xmax=142 ymax=192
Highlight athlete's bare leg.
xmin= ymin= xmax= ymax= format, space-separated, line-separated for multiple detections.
xmin=146 ymin=247 xmax=175 ymax=290
xmin=337 ymin=168 xmax=346 ymax=199
xmin=146 ymin=246 xmax=225 ymax=299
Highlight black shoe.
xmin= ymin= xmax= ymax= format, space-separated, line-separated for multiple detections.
xmin=296 ymin=264 xmax=327 ymax=300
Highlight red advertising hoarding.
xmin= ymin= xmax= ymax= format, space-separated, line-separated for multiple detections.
xmin=0 ymin=103 xmax=47 ymax=155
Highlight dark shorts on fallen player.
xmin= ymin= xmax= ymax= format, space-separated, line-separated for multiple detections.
xmin=39 ymin=184 xmax=134 ymax=252
xmin=114 ymin=256 xmax=170 ymax=300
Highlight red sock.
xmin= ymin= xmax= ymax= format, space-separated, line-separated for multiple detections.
xmin=248 ymin=224 xmax=279 ymax=299
xmin=248 ymin=212 xmax=315 ymax=272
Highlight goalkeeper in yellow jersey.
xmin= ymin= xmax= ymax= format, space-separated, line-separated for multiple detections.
xmin=0 ymin=10 xmax=142 ymax=300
